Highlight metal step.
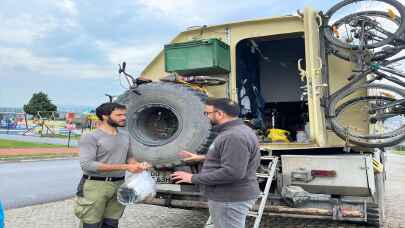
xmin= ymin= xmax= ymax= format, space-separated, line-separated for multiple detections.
xmin=260 ymin=155 xmax=276 ymax=160
xmin=248 ymin=211 xmax=259 ymax=217
xmin=248 ymin=156 xmax=278 ymax=228
xmin=256 ymin=173 xmax=271 ymax=178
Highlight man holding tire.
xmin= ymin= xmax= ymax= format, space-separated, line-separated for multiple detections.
xmin=171 ymin=98 xmax=261 ymax=228
xmin=75 ymin=102 xmax=151 ymax=228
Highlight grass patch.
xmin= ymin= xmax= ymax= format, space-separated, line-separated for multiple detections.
xmin=392 ymin=150 xmax=405 ymax=156
xmin=0 ymin=153 xmax=78 ymax=161
xmin=0 ymin=139 xmax=65 ymax=148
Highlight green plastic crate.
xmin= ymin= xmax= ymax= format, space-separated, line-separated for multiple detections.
xmin=164 ymin=38 xmax=231 ymax=76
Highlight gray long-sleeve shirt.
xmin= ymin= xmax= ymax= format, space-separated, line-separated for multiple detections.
xmin=191 ymin=119 xmax=261 ymax=202
xmin=79 ymin=128 xmax=133 ymax=177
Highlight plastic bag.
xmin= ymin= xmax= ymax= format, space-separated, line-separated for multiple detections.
xmin=117 ymin=171 xmax=156 ymax=205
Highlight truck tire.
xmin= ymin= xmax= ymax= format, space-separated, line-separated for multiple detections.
xmin=366 ymin=203 xmax=381 ymax=227
xmin=116 ymin=82 xmax=214 ymax=168
xmin=366 ymin=170 xmax=385 ymax=227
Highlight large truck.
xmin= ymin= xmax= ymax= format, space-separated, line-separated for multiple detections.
xmin=116 ymin=1 xmax=405 ymax=226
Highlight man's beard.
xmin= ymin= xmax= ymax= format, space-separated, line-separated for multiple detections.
xmin=209 ymin=118 xmax=219 ymax=126
xmin=107 ymin=118 xmax=125 ymax=128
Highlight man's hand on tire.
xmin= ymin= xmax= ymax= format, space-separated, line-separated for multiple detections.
xmin=177 ymin=150 xmax=205 ymax=163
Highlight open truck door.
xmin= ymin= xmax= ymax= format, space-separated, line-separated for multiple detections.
xmin=302 ymin=7 xmax=328 ymax=147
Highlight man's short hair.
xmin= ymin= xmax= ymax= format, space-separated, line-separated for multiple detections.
xmin=205 ymin=98 xmax=240 ymax=117
xmin=95 ymin=102 xmax=127 ymax=120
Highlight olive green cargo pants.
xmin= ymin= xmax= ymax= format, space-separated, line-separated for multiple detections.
xmin=74 ymin=179 xmax=125 ymax=227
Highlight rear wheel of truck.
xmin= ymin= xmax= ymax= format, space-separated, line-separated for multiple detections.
xmin=367 ymin=169 xmax=385 ymax=227
xmin=116 ymin=82 xmax=214 ymax=168
xmin=366 ymin=202 xmax=382 ymax=227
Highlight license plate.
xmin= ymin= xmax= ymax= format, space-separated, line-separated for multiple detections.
xmin=151 ymin=170 xmax=173 ymax=184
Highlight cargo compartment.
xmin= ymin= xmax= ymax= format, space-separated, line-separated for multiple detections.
xmin=164 ymin=38 xmax=231 ymax=76
xmin=236 ymin=34 xmax=309 ymax=143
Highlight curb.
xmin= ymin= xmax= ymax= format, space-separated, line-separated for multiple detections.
xmin=0 ymin=156 xmax=78 ymax=164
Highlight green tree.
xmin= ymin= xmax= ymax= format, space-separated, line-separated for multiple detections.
xmin=23 ymin=92 xmax=57 ymax=118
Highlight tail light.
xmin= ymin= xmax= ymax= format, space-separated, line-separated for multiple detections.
xmin=311 ymin=170 xmax=336 ymax=177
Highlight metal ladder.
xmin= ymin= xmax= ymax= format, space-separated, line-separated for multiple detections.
xmin=204 ymin=156 xmax=278 ymax=228
xmin=248 ymin=156 xmax=278 ymax=228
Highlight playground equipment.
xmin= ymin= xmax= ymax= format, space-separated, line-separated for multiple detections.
xmin=23 ymin=111 xmax=58 ymax=136
xmin=0 ymin=112 xmax=28 ymax=133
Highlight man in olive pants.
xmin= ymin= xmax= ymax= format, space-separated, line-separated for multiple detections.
xmin=75 ymin=102 xmax=151 ymax=228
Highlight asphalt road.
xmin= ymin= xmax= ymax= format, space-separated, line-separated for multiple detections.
xmin=4 ymin=153 xmax=405 ymax=227
xmin=0 ymin=158 xmax=81 ymax=209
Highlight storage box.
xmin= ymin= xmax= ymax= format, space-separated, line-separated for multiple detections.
xmin=164 ymin=38 xmax=231 ymax=76
xmin=281 ymin=155 xmax=375 ymax=196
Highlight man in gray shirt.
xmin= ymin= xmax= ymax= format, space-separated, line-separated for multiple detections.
xmin=75 ymin=102 xmax=151 ymax=228
xmin=171 ymin=98 xmax=261 ymax=228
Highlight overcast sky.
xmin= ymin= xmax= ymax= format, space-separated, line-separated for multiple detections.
xmin=0 ymin=0 xmax=344 ymax=108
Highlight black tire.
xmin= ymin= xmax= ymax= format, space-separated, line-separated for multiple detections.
xmin=327 ymin=11 xmax=404 ymax=61
xmin=328 ymin=83 xmax=405 ymax=118
xmin=323 ymin=0 xmax=405 ymax=49
xmin=183 ymin=76 xmax=227 ymax=86
xmin=328 ymin=84 xmax=405 ymax=147
xmin=116 ymin=82 xmax=214 ymax=168
xmin=376 ymin=55 xmax=405 ymax=83
xmin=332 ymin=123 xmax=405 ymax=148
xmin=366 ymin=202 xmax=382 ymax=227
xmin=334 ymin=96 xmax=403 ymax=139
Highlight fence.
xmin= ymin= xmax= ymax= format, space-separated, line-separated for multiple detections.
xmin=0 ymin=111 xmax=99 ymax=137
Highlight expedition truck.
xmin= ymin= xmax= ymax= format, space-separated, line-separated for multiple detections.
xmin=115 ymin=0 xmax=405 ymax=226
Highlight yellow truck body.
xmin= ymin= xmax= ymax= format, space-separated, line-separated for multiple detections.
xmin=140 ymin=7 xmax=367 ymax=151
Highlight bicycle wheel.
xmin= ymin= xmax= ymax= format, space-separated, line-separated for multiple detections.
xmin=334 ymin=96 xmax=405 ymax=138
xmin=327 ymin=11 xmax=405 ymax=61
xmin=327 ymin=59 xmax=405 ymax=117
xmin=182 ymin=76 xmax=227 ymax=86
xmin=341 ymin=130 xmax=405 ymax=148
xmin=323 ymin=0 xmax=405 ymax=49
xmin=328 ymin=84 xmax=405 ymax=147
xmin=376 ymin=55 xmax=405 ymax=78
xmin=328 ymin=83 xmax=405 ymax=121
